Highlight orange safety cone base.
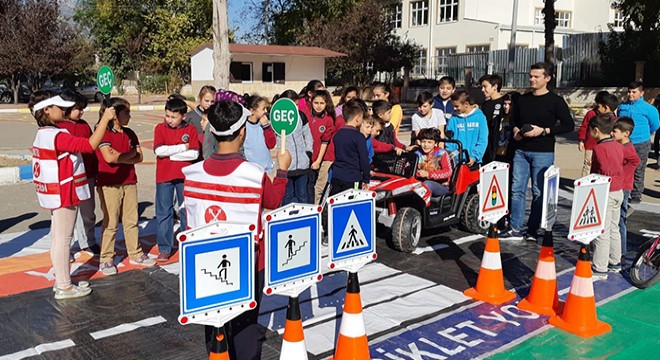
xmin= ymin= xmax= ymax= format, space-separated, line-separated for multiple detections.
xmin=464 ymin=286 xmax=516 ymax=305
xmin=517 ymin=296 xmax=564 ymax=317
xmin=332 ymin=336 xmax=370 ymax=360
xmin=548 ymin=314 xmax=612 ymax=338
xmin=209 ymin=352 xmax=229 ymax=360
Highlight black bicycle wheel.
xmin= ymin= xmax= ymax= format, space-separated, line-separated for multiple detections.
xmin=630 ymin=238 xmax=660 ymax=289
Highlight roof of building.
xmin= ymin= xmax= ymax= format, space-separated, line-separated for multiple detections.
xmin=191 ymin=43 xmax=346 ymax=58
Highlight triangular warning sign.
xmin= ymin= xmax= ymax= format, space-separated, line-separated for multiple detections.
xmin=573 ymin=188 xmax=602 ymax=230
xmin=482 ymin=175 xmax=506 ymax=212
xmin=336 ymin=210 xmax=369 ymax=254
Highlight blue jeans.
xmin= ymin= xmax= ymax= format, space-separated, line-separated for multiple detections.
xmin=424 ymin=180 xmax=450 ymax=197
xmin=510 ymin=149 xmax=555 ymax=234
xmin=156 ymin=180 xmax=185 ymax=254
xmin=619 ymin=190 xmax=631 ymax=255
xmin=283 ymin=173 xmax=309 ymax=205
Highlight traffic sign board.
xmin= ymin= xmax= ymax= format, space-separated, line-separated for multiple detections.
xmin=327 ymin=189 xmax=376 ymax=271
xmin=264 ymin=204 xmax=322 ymax=296
xmin=96 ymin=65 xmax=114 ymax=95
xmin=541 ymin=166 xmax=560 ymax=230
xmin=568 ymin=174 xmax=610 ymax=244
xmin=269 ymin=98 xmax=299 ymax=136
xmin=177 ymin=221 xmax=256 ymax=326
xmin=478 ymin=161 xmax=509 ymax=224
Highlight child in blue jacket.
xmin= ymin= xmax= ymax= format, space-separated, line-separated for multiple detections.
xmin=445 ymin=91 xmax=489 ymax=165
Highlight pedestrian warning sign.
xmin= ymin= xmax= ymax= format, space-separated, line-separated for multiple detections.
xmin=478 ymin=161 xmax=509 ymax=224
xmin=568 ymin=174 xmax=611 ymax=244
xmin=328 ymin=189 xmax=376 ymax=271
xmin=336 ymin=211 xmax=369 ymax=253
xmin=264 ymin=204 xmax=321 ymax=296
xmin=177 ymin=221 xmax=256 ymax=325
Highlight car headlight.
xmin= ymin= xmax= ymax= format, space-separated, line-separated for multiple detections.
xmin=374 ymin=190 xmax=389 ymax=201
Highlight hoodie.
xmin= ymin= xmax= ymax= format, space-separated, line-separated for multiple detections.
xmin=446 ymin=108 xmax=489 ymax=163
xmin=617 ymin=98 xmax=660 ymax=144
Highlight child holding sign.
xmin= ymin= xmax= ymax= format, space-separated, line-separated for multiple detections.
xmin=29 ymin=90 xmax=115 ymax=299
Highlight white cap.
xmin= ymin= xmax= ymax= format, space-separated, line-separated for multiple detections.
xmin=33 ymin=96 xmax=76 ymax=111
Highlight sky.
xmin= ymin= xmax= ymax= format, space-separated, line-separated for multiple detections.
xmin=228 ymin=1 xmax=260 ymax=42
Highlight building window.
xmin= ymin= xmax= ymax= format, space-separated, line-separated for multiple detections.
xmin=388 ymin=3 xmax=403 ymax=29
xmin=613 ymin=10 xmax=624 ymax=28
xmin=230 ymin=62 xmax=252 ymax=83
xmin=465 ymin=44 xmax=490 ymax=53
xmin=411 ymin=1 xmax=429 ymax=26
xmin=262 ymin=62 xmax=285 ymax=83
xmin=413 ymin=49 xmax=427 ymax=76
xmin=438 ymin=0 xmax=459 ymax=23
xmin=435 ymin=46 xmax=456 ymax=76
xmin=535 ymin=8 xmax=572 ymax=28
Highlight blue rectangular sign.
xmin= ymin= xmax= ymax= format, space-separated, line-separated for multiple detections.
xmin=180 ymin=233 xmax=253 ymax=315
xmin=267 ymin=214 xmax=320 ymax=286
xmin=331 ymin=199 xmax=374 ymax=262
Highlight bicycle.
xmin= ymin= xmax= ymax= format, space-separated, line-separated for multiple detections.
xmin=629 ymin=234 xmax=660 ymax=288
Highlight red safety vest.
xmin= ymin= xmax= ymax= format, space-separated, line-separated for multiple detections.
xmin=182 ymin=160 xmax=264 ymax=230
xmin=32 ymin=127 xmax=90 ymax=209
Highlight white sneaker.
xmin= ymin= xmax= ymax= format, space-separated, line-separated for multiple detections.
xmin=100 ymin=261 xmax=118 ymax=275
xmin=129 ymin=254 xmax=156 ymax=267
xmin=53 ymin=281 xmax=89 ymax=292
xmin=54 ymin=284 xmax=92 ymax=300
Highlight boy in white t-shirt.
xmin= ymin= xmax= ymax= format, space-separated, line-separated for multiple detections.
xmin=412 ymin=91 xmax=446 ymax=145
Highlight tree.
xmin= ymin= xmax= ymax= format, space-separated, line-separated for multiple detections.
xmin=212 ymin=0 xmax=230 ymax=89
xmin=542 ymin=0 xmax=557 ymax=87
xmin=0 ymin=0 xmax=88 ymax=103
xmin=600 ymin=1 xmax=660 ymax=85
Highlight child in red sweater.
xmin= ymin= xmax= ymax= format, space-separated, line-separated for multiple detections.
xmin=414 ymin=128 xmax=453 ymax=196
xmin=589 ymin=114 xmax=625 ymax=279
xmin=153 ymin=96 xmax=200 ymax=261
xmin=612 ymin=117 xmax=641 ymax=257
xmin=578 ymin=91 xmax=617 ymax=176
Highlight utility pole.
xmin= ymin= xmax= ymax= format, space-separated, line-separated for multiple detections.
xmin=213 ymin=0 xmax=230 ymax=89
xmin=506 ymin=0 xmax=519 ymax=88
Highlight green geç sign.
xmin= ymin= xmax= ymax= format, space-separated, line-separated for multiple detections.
xmin=96 ymin=65 xmax=115 ymax=95
xmin=269 ymin=98 xmax=299 ymax=136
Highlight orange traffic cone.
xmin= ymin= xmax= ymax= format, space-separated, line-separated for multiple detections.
xmin=209 ymin=326 xmax=229 ymax=360
xmin=548 ymin=245 xmax=611 ymax=337
xmin=464 ymin=226 xmax=516 ymax=304
xmin=333 ymin=271 xmax=370 ymax=360
xmin=280 ymin=296 xmax=308 ymax=360
xmin=517 ymin=231 xmax=564 ymax=316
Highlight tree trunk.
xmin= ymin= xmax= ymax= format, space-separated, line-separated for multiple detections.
xmin=402 ymin=68 xmax=410 ymax=103
xmin=11 ymin=74 xmax=19 ymax=105
xmin=136 ymin=70 xmax=142 ymax=105
xmin=543 ymin=0 xmax=557 ymax=87
xmin=213 ymin=0 xmax=230 ymax=89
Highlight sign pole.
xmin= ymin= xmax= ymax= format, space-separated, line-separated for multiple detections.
xmin=280 ymin=130 xmax=286 ymax=155
xmin=269 ymin=98 xmax=298 ymax=157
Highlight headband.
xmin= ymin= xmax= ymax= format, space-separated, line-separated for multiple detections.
xmin=208 ymin=105 xmax=251 ymax=136
xmin=33 ymin=96 xmax=75 ymax=111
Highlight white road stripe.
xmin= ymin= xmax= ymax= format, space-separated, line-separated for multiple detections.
xmin=90 ymin=316 xmax=166 ymax=340
xmin=453 ymin=234 xmax=485 ymax=245
xmin=305 ymin=284 xmax=468 ymax=355
xmin=412 ymin=235 xmax=484 ymax=255
xmin=0 ymin=339 xmax=75 ymax=360
xmin=259 ymin=272 xmax=434 ymax=333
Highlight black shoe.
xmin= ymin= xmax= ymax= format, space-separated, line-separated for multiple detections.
xmin=524 ymin=231 xmax=539 ymax=242
xmin=629 ymin=197 xmax=642 ymax=205
xmin=500 ymin=229 xmax=523 ymax=240
xmin=321 ymin=236 xmax=328 ymax=246
xmin=81 ymin=244 xmax=101 ymax=256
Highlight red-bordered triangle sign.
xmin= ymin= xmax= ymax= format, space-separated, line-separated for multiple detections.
xmin=482 ymin=174 xmax=506 ymax=212
xmin=573 ymin=188 xmax=602 ymax=230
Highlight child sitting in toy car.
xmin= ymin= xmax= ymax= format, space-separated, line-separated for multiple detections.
xmin=414 ymin=128 xmax=453 ymax=196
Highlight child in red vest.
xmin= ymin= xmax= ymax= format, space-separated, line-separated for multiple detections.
xmin=29 ymin=90 xmax=114 ymax=299
xmin=183 ymin=100 xmax=290 ymax=359
xmin=153 ymin=96 xmax=200 ymax=261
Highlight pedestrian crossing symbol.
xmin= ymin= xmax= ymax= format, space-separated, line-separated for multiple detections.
xmin=336 ymin=211 xmax=369 ymax=254
xmin=264 ymin=204 xmax=321 ymax=293
xmin=568 ymin=174 xmax=610 ymax=244
xmin=328 ymin=190 xmax=376 ymax=270
xmin=573 ymin=189 xmax=602 ymax=230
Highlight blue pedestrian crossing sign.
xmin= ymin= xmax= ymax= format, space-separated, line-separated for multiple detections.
xmin=327 ymin=189 xmax=376 ymax=271
xmin=264 ymin=204 xmax=322 ymax=296
xmin=176 ymin=221 xmax=256 ymax=326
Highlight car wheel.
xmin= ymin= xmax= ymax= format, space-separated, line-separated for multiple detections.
xmin=0 ymin=92 xmax=12 ymax=104
xmin=460 ymin=193 xmax=489 ymax=234
xmin=391 ymin=207 xmax=422 ymax=253
xmin=94 ymin=92 xmax=104 ymax=103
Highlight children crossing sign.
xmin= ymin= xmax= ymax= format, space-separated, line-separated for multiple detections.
xmin=541 ymin=166 xmax=560 ymax=230
xmin=264 ymin=204 xmax=322 ymax=296
xmin=568 ymin=174 xmax=611 ymax=244
xmin=176 ymin=221 xmax=257 ymax=327
xmin=328 ymin=189 xmax=376 ymax=272
xmin=478 ymin=161 xmax=509 ymax=224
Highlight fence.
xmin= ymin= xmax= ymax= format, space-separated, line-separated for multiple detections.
xmin=422 ymin=33 xmax=609 ymax=87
